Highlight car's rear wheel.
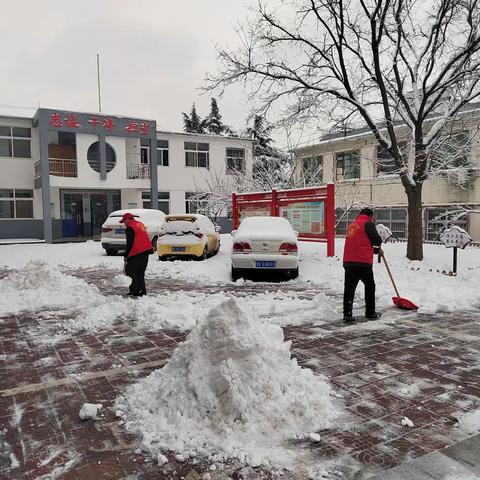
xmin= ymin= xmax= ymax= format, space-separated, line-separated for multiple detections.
xmin=105 ymin=248 xmax=117 ymax=256
xmin=289 ymin=267 xmax=299 ymax=279
xmin=231 ymin=266 xmax=241 ymax=281
xmin=201 ymin=246 xmax=208 ymax=261
xmin=151 ymin=235 xmax=158 ymax=252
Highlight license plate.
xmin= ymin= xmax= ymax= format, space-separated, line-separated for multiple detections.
xmin=256 ymin=261 xmax=276 ymax=268
xmin=172 ymin=246 xmax=186 ymax=252
xmin=115 ymin=228 xmax=125 ymax=234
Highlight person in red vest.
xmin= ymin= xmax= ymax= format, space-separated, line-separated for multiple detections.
xmin=120 ymin=212 xmax=153 ymax=296
xmin=343 ymin=208 xmax=383 ymax=323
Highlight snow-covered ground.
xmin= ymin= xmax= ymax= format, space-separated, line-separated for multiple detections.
xmin=1 ymin=235 xmax=480 ymax=328
xmin=2 ymin=235 xmax=480 ymax=476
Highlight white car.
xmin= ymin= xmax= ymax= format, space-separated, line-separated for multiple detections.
xmin=230 ymin=216 xmax=299 ymax=280
xmin=101 ymin=208 xmax=166 ymax=256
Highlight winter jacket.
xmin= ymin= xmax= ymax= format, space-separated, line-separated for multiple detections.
xmin=124 ymin=219 xmax=153 ymax=258
xmin=343 ymin=214 xmax=382 ymax=266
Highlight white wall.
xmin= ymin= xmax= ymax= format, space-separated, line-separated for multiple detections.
xmin=156 ymin=132 xmax=253 ymax=214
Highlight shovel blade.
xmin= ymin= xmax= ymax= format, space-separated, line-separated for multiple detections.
xmin=393 ymin=296 xmax=418 ymax=310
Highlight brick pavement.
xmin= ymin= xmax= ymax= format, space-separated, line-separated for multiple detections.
xmin=1 ymin=269 xmax=480 ymax=479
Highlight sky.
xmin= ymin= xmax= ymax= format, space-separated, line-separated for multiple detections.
xmin=0 ymin=0 xmax=261 ymax=138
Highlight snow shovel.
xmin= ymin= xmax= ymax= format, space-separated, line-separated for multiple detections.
xmin=381 ymin=253 xmax=419 ymax=310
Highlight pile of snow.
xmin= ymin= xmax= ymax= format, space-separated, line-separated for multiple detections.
xmin=0 ymin=260 xmax=106 ymax=315
xmin=117 ymin=299 xmax=337 ymax=468
xmin=458 ymin=409 xmax=480 ymax=433
xmin=79 ymin=403 xmax=103 ymax=420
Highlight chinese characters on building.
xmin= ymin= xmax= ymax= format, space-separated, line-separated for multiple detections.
xmin=48 ymin=113 xmax=150 ymax=135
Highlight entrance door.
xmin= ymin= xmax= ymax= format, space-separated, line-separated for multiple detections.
xmin=90 ymin=193 xmax=109 ymax=237
xmin=62 ymin=192 xmax=84 ymax=237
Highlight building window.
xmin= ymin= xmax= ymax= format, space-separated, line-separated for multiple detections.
xmin=335 ymin=208 xmax=360 ymax=235
xmin=426 ymin=207 xmax=468 ymax=241
xmin=140 ymin=138 xmax=149 ymax=164
xmin=185 ymin=192 xmax=210 ymax=214
xmin=377 ymin=142 xmax=408 ymax=175
xmin=185 ymin=142 xmax=209 ymax=168
xmin=0 ymin=126 xmax=31 ymax=158
xmin=157 ymin=140 xmax=169 ymax=166
xmin=302 ymin=156 xmax=323 ymax=185
xmin=87 ymin=142 xmax=116 ymax=173
xmin=375 ymin=208 xmax=407 ymax=239
xmin=142 ymin=191 xmax=170 ymax=214
xmin=226 ymin=148 xmax=245 ymax=174
xmin=0 ymin=189 xmax=33 ymax=219
xmin=431 ymin=131 xmax=470 ymax=171
xmin=336 ymin=151 xmax=360 ymax=180
xmin=48 ymin=131 xmax=77 ymax=159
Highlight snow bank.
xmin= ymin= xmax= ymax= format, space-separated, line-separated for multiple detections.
xmin=66 ymin=290 xmax=337 ymax=333
xmin=0 ymin=260 xmax=105 ymax=315
xmin=458 ymin=409 xmax=480 ymax=433
xmin=117 ymin=299 xmax=337 ymax=468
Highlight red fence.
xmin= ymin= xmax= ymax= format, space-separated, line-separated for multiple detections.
xmin=232 ymin=184 xmax=335 ymax=257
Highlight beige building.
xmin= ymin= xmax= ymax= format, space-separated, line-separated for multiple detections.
xmin=293 ymin=107 xmax=480 ymax=241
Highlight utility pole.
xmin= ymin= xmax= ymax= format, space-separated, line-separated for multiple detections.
xmin=97 ymin=54 xmax=102 ymax=113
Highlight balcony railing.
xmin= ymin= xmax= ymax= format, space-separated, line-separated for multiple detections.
xmin=127 ymin=163 xmax=151 ymax=179
xmin=34 ymin=159 xmax=78 ymax=178
xmin=50 ymin=158 xmax=77 ymax=177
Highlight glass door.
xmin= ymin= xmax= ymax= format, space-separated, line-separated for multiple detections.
xmin=90 ymin=192 xmax=109 ymax=237
xmin=61 ymin=192 xmax=84 ymax=237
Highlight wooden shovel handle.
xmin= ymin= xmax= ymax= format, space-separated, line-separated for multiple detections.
xmin=381 ymin=253 xmax=401 ymax=298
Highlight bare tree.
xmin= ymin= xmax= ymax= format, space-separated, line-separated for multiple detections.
xmin=207 ymin=0 xmax=480 ymax=260
xmin=188 ymin=168 xmax=250 ymax=223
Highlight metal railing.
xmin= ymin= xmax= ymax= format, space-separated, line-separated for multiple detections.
xmin=49 ymin=158 xmax=77 ymax=177
xmin=34 ymin=159 xmax=78 ymax=178
xmin=127 ymin=163 xmax=151 ymax=179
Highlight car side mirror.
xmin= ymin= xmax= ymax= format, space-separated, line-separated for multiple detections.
xmin=231 ymin=229 xmax=237 ymax=236
xmin=215 ymin=225 xmax=221 ymax=233
xmin=294 ymin=230 xmax=299 ymax=238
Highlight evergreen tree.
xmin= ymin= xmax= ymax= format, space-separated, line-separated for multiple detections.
xmin=204 ymin=98 xmax=225 ymax=135
xmin=182 ymin=103 xmax=204 ymax=134
xmin=246 ymin=116 xmax=292 ymax=190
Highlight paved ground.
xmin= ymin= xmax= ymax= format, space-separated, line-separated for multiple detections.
xmin=1 ymin=268 xmax=480 ymax=479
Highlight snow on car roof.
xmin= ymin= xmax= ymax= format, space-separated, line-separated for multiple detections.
xmin=236 ymin=216 xmax=297 ymax=241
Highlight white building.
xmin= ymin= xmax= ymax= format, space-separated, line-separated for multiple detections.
xmin=293 ymin=105 xmax=480 ymax=241
xmin=0 ymin=108 xmax=253 ymax=241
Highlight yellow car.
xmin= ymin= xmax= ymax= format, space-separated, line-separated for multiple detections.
xmin=157 ymin=214 xmax=221 ymax=260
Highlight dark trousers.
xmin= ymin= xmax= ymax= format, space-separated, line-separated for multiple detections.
xmin=343 ymin=266 xmax=376 ymax=316
xmin=126 ymin=252 xmax=149 ymax=295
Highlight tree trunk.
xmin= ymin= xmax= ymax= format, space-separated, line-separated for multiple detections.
xmin=406 ymin=183 xmax=423 ymax=261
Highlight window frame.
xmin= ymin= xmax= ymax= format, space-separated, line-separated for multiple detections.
xmin=0 ymin=125 xmax=31 ymax=159
xmin=184 ymin=142 xmax=210 ymax=169
xmin=336 ymin=151 xmax=360 ymax=181
xmin=0 ymin=188 xmax=34 ymax=219
xmin=157 ymin=140 xmax=169 ymax=167
xmin=226 ymin=147 xmax=246 ymax=175
xmin=302 ymin=155 xmax=323 ymax=185
xmin=141 ymin=191 xmax=170 ymax=214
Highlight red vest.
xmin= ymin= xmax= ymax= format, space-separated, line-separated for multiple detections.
xmin=128 ymin=219 xmax=152 ymax=257
xmin=343 ymin=214 xmax=374 ymax=264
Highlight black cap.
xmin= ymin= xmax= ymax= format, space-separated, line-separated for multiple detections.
xmin=359 ymin=208 xmax=374 ymax=217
